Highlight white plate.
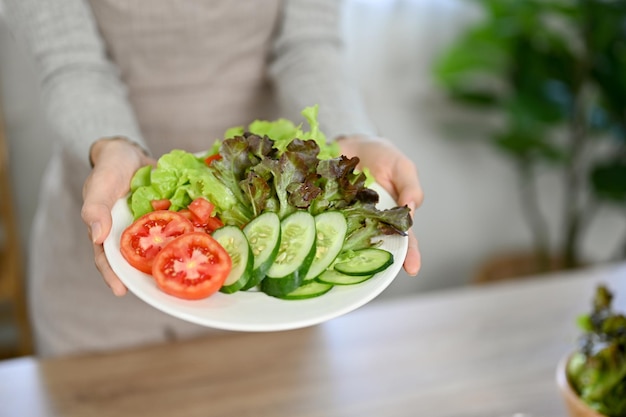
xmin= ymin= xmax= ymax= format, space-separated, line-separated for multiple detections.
xmin=103 ymin=183 xmax=408 ymax=332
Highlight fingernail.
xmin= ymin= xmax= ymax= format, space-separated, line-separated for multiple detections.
xmin=91 ymin=222 xmax=102 ymax=243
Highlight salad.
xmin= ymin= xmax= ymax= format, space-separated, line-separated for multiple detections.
xmin=119 ymin=106 xmax=413 ymax=301
xmin=567 ymin=285 xmax=626 ymax=416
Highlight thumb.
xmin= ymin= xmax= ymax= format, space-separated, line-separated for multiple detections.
xmin=81 ymin=165 xmax=132 ymax=244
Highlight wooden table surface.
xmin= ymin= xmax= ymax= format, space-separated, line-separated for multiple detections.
xmin=1 ymin=262 xmax=625 ymax=417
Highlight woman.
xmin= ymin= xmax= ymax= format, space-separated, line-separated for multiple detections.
xmin=5 ymin=0 xmax=423 ymax=357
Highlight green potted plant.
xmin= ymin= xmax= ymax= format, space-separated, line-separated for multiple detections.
xmin=433 ymin=0 xmax=626 ymax=279
xmin=557 ymin=285 xmax=626 ymax=417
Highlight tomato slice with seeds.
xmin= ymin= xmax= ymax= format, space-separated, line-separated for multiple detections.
xmin=120 ymin=211 xmax=194 ymax=274
xmin=152 ymin=232 xmax=232 ymax=300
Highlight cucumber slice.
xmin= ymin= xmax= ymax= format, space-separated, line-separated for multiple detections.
xmin=333 ymin=248 xmax=394 ymax=276
xmin=212 ymin=226 xmax=253 ymax=294
xmin=304 ymin=211 xmax=347 ymax=281
xmin=279 ymin=280 xmax=334 ymax=300
xmin=316 ymin=269 xmax=374 ymax=285
xmin=242 ymin=212 xmax=281 ymax=290
xmin=261 ymin=211 xmax=316 ymax=297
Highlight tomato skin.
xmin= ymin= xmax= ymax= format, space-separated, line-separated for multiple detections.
xmin=177 ymin=209 xmax=194 ymax=222
xmin=151 ymin=199 xmax=171 ymax=211
xmin=152 ymin=232 xmax=232 ymax=300
xmin=204 ymin=154 xmax=222 ymax=166
xmin=203 ymin=216 xmax=224 ymax=232
xmin=188 ymin=198 xmax=215 ymax=224
xmin=120 ymin=211 xmax=194 ymax=274
xmin=183 ymin=198 xmax=224 ymax=233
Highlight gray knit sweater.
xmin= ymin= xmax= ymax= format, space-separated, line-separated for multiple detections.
xmin=4 ymin=0 xmax=377 ymax=163
xmin=3 ymin=0 xmax=383 ymax=357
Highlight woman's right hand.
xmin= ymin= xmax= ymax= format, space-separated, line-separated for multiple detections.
xmin=81 ymin=137 xmax=154 ymax=296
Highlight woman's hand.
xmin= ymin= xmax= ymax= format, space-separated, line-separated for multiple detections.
xmin=337 ymin=135 xmax=423 ymax=276
xmin=81 ymin=137 xmax=154 ymax=296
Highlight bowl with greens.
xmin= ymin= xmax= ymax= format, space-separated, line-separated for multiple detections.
xmin=557 ymin=285 xmax=626 ymax=417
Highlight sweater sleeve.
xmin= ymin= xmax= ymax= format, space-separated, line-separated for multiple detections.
xmin=268 ymin=0 xmax=379 ymax=140
xmin=3 ymin=0 xmax=147 ymax=164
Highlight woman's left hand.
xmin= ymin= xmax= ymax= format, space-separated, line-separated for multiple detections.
xmin=337 ymin=135 xmax=423 ymax=276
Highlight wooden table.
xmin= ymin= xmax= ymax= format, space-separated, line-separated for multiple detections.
xmin=1 ymin=263 xmax=624 ymax=417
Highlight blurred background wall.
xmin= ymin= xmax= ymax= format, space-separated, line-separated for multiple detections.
xmin=0 ymin=0 xmax=624 ymax=304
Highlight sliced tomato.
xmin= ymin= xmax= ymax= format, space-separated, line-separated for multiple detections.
xmin=183 ymin=198 xmax=224 ymax=233
xmin=151 ymin=199 xmax=171 ymax=211
xmin=203 ymin=216 xmax=224 ymax=232
xmin=152 ymin=232 xmax=232 ymax=300
xmin=178 ymin=208 xmax=194 ymax=222
xmin=120 ymin=211 xmax=194 ymax=274
xmin=204 ymin=154 xmax=222 ymax=166
xmin=188 ymin=197 xmax=215 ymax=224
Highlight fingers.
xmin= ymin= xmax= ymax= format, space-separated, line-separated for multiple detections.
xmin=385 ymin=156 xmax=423 ymax=277
xmin=82 ymin=138 xmax=150 ymax=296
xmin=403 ymin=229 xmax=421 ymax=276
xmin=82 ymin=139 xmax=152 ymax=242
xmin=81 ymin=167 xmax=123 ymax=244
xmin=82 ymin=165 xmax=129 ymax=295
xmin=83 ymin=170 xmax=128 ymax=295
xmin=393 ymin=159 xmax=424 ymax=214
xmin=377 ymin=160 xmax=423 ymax=277
xmin=93 ymin=241 xmax=127 ymax=296
xmin=338 ymin=134 xmax=424 ymax=277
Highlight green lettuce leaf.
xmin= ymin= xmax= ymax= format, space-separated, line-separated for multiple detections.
xmin=128 ymin=149 xmax=252 ymax=224
xmin=127 ymin=106 xmax=411 ymax=250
